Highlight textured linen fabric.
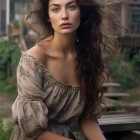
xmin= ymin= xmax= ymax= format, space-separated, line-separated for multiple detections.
xmin=10 ymin=52 xmax=101 ymax=140
xmin=10 ymin=52 xmax=86 ymax=140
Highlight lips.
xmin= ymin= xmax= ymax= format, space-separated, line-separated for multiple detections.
xmin=60 ymin=23 xmax=72 ymax=27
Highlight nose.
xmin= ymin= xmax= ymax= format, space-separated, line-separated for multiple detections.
xmin=61 ymin=9 xmax=69 ymax=20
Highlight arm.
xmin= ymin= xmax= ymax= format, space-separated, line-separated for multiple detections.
xmin=37 ymin=131 xmax=73 ymax=140
xmin=81 ymin=119 xmax=106 ymax=140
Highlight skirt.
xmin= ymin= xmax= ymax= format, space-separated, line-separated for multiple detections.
xmin=48 ymin=121 xmax=87 ymax=140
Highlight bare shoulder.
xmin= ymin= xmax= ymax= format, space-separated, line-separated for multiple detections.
xmin=26 ymin=36 xmax=56 ymax=65
xmin=26 ymin=42 xmax=48 ymax=65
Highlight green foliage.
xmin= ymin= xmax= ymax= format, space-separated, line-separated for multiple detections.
xmin=0 ymin=79 xmax=17 ymax=100
xmin=109 ymin=58 xmax=139 ymax=91
xmin=0 ymin=41 xmax=20 ymax=79
xmin=113 ymin=102 xmax=121 ymax=111
xmin=0 ymin=41 xmax=20 ymax=99
xmin=132 ymin=51 xmax=140 ymax=69
xmin=0 ymin=115 xmax=14 ymax=140
xmin=12 ymin=20 xmax=20 ymax=28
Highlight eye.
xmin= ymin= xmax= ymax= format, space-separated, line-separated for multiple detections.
xmin=68 ymin=4 xmax=78 ymax=10
xmin=51 ymin=7 xmax=60 ymax=12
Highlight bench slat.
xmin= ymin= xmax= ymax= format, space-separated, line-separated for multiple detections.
xmin=98 ymin=114 xmax=140 ymax=132
xmin=104 ymin=93 xmax=130 ymax=98
xmin=103 ymin=82 xmax=121 ymax=87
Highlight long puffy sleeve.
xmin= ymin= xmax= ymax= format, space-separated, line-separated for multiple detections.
xmin=11 ymin=54 xmax=48 ymax=139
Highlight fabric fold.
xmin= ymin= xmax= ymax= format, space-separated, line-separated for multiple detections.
xmin=11 ymin=54 xmax=48 ymax=139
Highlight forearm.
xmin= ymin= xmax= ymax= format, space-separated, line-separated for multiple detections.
xmin=37 ymin=131 xmax=72 ymax=140
xmin=81 ymin=119 xmax=106 ymax=140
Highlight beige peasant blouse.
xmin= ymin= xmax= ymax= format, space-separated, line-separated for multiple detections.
xmin=10 ymin=52 xmax=100 ymax=140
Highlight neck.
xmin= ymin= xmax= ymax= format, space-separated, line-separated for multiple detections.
xmin=52 ymin=32 xmax=77 ymax=54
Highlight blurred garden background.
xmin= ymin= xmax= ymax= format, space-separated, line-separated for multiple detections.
xmin=0 ymin=0 xmax=140 ymax=139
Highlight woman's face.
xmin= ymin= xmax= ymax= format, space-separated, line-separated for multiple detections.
xmin=48 ymin=0 xmax=80 ymax=34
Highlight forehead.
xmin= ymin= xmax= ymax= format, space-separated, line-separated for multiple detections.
xmin=49 ymin=0 xmax=77 ymax=5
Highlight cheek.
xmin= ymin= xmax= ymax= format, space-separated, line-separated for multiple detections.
xmin=75 ymin=9 xmax=80 ymax=20
xmin=48 ymin=12 xmax=59 ymax=25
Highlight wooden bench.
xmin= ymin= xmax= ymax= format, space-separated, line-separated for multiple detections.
xmin=98 ymin=114 xmax=140 ymax=133
xmin=103 ymin=82 xmax=121 ymax=87
xmin=104 ymin=93 xmax=130 ymax=99
xmin=103 ymin=82 xmax=121 ymax=92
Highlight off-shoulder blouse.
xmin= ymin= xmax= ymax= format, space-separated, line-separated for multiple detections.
xmin=10 ymin=52 xmax=86 ymax=140
xmin=10 ymin=52 xmax=101 ymax=140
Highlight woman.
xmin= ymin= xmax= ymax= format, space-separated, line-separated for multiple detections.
xmin=10 ymin=0 xmax=106 ymax=139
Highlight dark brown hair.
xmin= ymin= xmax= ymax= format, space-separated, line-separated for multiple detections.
xmin=26 ymin=0 xmax=107 ymax=120
xmin=77 ymin=1 xmax=104 ymax=120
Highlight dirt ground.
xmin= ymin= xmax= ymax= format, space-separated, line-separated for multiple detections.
xmin=0 ymin=92 xmax=13 ymax=123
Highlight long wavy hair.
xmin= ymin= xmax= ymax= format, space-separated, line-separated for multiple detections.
xmin=26 ymin=0 xmax=111 ymax=120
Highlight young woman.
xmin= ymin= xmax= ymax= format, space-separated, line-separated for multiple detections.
xmin=10 ymin=0 xmax=106 ymax=139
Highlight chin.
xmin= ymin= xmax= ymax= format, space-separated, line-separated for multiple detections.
xmin=59 ymin=29 xmax=77 ymax=34
xmin=61 ymin=31 xmax=75 ymax=34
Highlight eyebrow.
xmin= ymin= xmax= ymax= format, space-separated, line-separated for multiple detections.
xmin=50 ymin=1 xmax=76 ymax=7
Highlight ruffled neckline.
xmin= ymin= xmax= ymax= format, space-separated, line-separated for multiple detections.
xmin=22 ymin=51 xmax=80 ymax=90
